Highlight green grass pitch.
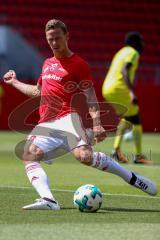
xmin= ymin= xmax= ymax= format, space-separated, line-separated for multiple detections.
xmin=0 ymin=131 xmax=160 ymax=240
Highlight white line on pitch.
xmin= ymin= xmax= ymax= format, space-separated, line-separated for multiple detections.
xmin=0 ymin=185 xmax=160 ymax=199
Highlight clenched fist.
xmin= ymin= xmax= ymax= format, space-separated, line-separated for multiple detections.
xmin=3 ymin=70 xmax=17 ymax=85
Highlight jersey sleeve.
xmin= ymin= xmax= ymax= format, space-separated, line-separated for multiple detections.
xmin=37 ymin=59 xmax=47 ymax=85
xmin=78 ymin=61 xmax=93 ymax=81
xmin=37 ymin=74 xmax=42 ymax=85
xmin=124 ymin=49 xmax=139 ymax=64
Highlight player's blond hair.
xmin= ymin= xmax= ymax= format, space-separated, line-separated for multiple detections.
xmin=45 ymin=19 xmax=68 ymax=34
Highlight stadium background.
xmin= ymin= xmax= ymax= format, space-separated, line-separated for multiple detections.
xmin=0 ymin=2 xmax=160 ymax=238
xmin=0 ymin=0 xmax=160 ymax=132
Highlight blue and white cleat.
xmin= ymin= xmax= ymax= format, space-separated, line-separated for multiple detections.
xmin=22 ymin=197 xmax=60 ymax=210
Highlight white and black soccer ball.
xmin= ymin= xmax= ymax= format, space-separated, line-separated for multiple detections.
xmin=73 ymin=184 xmax=102 ymax=212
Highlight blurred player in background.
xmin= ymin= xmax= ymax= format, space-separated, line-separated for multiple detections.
xmin=3 ymin=21 xmax=157 ymax=210
xmin=102 ymin=32 xmax=151 ymax=164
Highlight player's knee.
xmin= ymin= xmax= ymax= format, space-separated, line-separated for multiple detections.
xmin=73 ymin=145 xmax=93 ymax=165
xmin=23 ymin=143 xmax=44 ymax=162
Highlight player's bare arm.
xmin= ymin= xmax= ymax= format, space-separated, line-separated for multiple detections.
xmin=83 ymin=86 xmax=106 ymax=142
xmin=122 ymin=62 xmax=138 ymax=104
xmin=3 ymin=70 xmax=41 ymax=97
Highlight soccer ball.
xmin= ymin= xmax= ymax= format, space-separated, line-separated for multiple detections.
xmin=73 ymin=184 xmax=102 ymax=212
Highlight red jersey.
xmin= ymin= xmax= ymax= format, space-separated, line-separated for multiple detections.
xmin=38 ymin=54 xmax=93 ymax=123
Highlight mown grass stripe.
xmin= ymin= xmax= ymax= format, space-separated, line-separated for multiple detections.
xmin=0 ymin=185 xmax=159 ymax=199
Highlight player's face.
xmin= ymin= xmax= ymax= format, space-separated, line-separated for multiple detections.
xmin=46 ymin=28 xmax=69 ymax=57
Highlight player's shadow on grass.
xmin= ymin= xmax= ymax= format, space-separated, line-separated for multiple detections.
xmin=100 ymin=207 xmax=160 ymax=213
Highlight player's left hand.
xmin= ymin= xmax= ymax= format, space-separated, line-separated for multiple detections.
xmin=93 ymin=125 xmax=107 ymax=143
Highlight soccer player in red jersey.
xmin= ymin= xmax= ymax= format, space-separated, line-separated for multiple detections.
xmin=3 ymin=19 xmax=157 ymax=210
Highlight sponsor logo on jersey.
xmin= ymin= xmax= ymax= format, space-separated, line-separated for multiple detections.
xmin=50 ymin=64 xmax=58 ymax=71
xmin=42 ymin=74 xmax=62 ymax=81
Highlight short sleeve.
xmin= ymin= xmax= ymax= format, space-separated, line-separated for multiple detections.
xmin=76 ymin=61 xmax=93 ymax=89
xmin=77 ymin=61 xmax=94 ymax=91
xmin=38 ymin=59 xmax=47 ymax=85
xmin=79 ymin=61 xmax=92 ymax=80
xmin=37 ymin=74 xmax=42 ymax=85
xmin=124 ymin=49 xmax=139 ymax=64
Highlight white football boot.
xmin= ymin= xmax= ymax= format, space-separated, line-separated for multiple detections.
xmin=131 ymin=172 xmax=158 ymax=196
xmin=22 ymin=197 xmax=60 ymax=210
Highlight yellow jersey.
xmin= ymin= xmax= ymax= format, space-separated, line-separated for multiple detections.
xmin=102 ymin=46 xmax=139 ymax=93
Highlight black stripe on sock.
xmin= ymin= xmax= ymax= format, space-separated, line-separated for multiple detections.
xmin=43 ymin=197 xmax=57 ymax=204
xmin=129 ymin=172 xmax=137 ymax=185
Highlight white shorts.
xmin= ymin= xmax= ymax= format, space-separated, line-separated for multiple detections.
xmin=27 ymin=112 xmax=94 ymax=163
